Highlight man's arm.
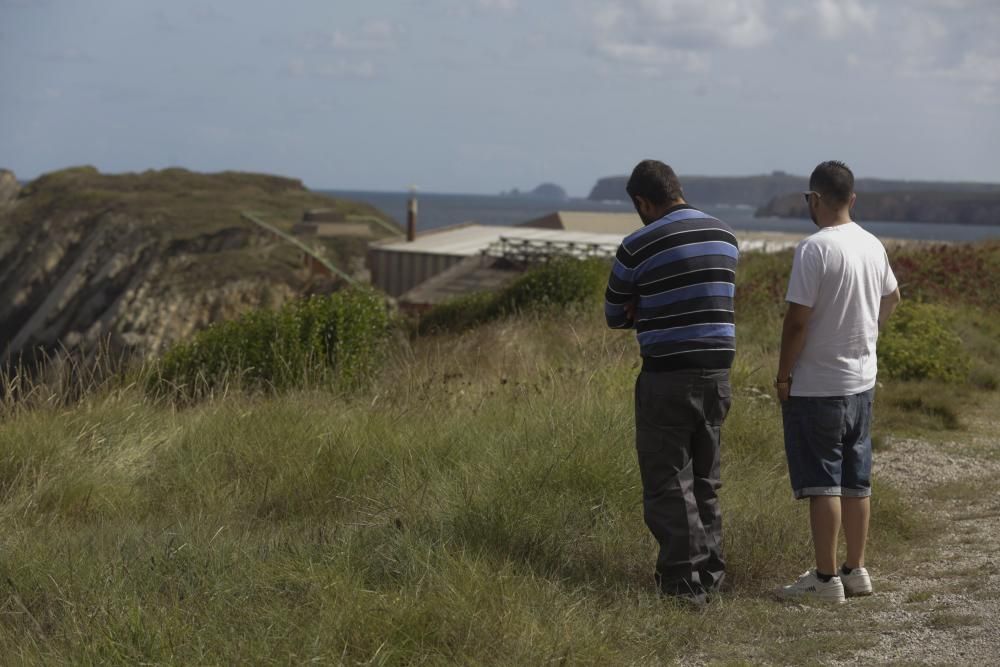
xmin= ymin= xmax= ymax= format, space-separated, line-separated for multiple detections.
xmin=776 ymin=302 xmax=813 ymax=401
xmin=878 ymin=287 xmax=901 ymax=331
xmin=605 ymin=245 xmax=638 ymax=329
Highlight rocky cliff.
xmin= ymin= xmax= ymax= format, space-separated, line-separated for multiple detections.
xmin=0 ymin=166 xmax=400 ymax=367
xmin=588 ymin=171 xmax=808 ymax=205
xmin=0 ymin=169 xmax=18 ymax=206
xmin=588 ymin=171 xmax=1000 ymax=207
xmin=756 ymin=190 xmax=1000 ymax=225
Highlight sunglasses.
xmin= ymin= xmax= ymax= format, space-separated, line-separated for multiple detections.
xmin=802 ymin=191 xmax=820 ymax=205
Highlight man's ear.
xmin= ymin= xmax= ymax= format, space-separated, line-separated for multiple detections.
xmin=849 ymin=192 xmax=857 ymax=210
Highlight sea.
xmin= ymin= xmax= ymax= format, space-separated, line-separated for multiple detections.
xmin=320 ymin=189 xmax=1000 ymax=242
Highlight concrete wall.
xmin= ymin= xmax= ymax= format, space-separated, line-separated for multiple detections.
xmin=368 ymin=248 xmax=467 ymax=297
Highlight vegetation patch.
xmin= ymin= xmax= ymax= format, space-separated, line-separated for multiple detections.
xmin=878 ymin=301 xmax=970 ymax=383
xmin=878 ymin=383 xmax=963 ymax=431
xmin=890 ymin=241 xmax=1000 ymax=309
xmin=1 ymin=242 xmax=998 ymax=663
xmin=418 ymin=257 xmax=609 ymax=334
xmin=150 ymin=287 xmax=391 ymax=397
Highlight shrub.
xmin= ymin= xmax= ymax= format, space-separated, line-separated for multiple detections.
xmin=419 ymin=257 xmax=609 ymax=334
xmin=889 ymin=242 xmax=1000 ymax=309
xmin=878 ymin=301 xmax=969 ymax=382
xmin=734 ymin=249 xmax=793 ymax=318
xmin=151 ymin=287 xmax=391 ymax=396
xmin=498 ymin=257 xmax=609 ymax=312
xmin=416 ymin=291 xmax=499 ymax=335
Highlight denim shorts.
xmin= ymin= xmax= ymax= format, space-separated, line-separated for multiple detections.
xmin=781 ymin=389 xmax=874 ymax=500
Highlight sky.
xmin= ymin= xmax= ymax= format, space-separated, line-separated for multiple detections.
xmin=2 ymin=0 xmax=999 ymax=196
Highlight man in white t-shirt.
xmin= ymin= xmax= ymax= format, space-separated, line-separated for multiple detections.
xmin=774 ymin=161 xmax=901 ymax=604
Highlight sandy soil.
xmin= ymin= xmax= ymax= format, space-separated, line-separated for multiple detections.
xmin=831 ymin=406 xmax=1000 ymax=665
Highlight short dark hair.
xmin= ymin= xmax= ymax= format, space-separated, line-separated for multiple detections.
xmin=626 ymin=159 xmax=684 ymax=206
xmin=809 ymin=161 xmax=854 ymax=208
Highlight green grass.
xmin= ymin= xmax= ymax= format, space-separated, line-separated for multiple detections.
xmin=10 ymin=166 xmax=397 ymax=241
xmin=1 ymin=166 xmax=402 ymax=297
xmin=926 ymin=479 xmax=992 ymax=502
xmin=0 ymin=310 xmax=923 ymax=664
xmin=0 ymin=245 xmax=996 ymax=663
xmin=927 ymin=613 xmax=981 ymax=629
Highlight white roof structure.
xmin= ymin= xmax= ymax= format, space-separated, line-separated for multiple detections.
xmin=519 ymin=211 xmax=642 ymax=235
xmin=370 ymin=224 xmax=628 ymax=257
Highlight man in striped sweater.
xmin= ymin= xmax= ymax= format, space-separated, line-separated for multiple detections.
xmin=605 ymin=160 xmax=738 ymax=603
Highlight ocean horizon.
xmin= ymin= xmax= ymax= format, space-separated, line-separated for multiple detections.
xmin=320 ymin=189 xmax=1000 ymax=243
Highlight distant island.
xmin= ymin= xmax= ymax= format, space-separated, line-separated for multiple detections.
xmin=588 ymin=171 xmax=806 ymax=206
xmin=501 ymin=182 xmax=568 ymax=200
xmin=588 ymin=171 xmax=1000 ymax=224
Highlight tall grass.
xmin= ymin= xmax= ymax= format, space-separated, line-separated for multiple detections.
xmin=0 ymin=310 xmax=924 ymax=664
xmin=1 ymin=245 xmax=994 ymax=663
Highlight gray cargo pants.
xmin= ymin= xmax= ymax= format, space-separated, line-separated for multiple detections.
xmin=635 ymin=368 xmax=732 ymax=596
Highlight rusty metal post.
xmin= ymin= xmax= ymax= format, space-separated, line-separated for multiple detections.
xmin=406 ymin=188 xmax=418 ymax=242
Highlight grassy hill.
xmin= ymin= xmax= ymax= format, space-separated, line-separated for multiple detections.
xmin=0 ymin=167 xmax=401 ymax=366
xmin=0 ymin=242 xmax=997 ymax=663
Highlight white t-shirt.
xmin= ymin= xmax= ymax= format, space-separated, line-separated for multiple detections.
xmin=785 ymin=222 xmax=898 ymax=396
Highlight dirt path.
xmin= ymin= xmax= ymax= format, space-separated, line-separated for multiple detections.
xmin=833 ymin=404 xmax=1000 ymax=665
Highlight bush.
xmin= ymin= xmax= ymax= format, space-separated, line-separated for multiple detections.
xmin=498 ymin=257 xmax=609 ymax=312
xmin=878 ymin=301 xmax=970 ymax=382
xmin=416 ymin=291 xmax=499 ymax=335
xmin=890 ymin=242 xmax=1000 ymax=309
xmin=151 ymin=287 xmax=391 ymax=396
xmin=419 ymin=258 xmax=609 ymax=334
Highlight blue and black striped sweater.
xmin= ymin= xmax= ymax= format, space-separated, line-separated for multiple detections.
xmin=605 ymin=204 xmax=739 ymax=372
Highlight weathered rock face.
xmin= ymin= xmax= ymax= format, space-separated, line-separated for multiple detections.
xmin=0 ymin=169 xmax=18 ymax=206
xmin=0 ymin=166 xmax=399 ymax=366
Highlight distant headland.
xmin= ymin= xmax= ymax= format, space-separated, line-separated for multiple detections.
xmin=501 ymin=182 xmax=568 ymax=201
xmin=587 ymin=171 xmax=1000 ymax=225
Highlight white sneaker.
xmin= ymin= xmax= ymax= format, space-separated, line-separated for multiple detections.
xmin=777 ymin=569 xmax=846 ymax=603
xmin=841 ymin=567 xmax=872 ymax=597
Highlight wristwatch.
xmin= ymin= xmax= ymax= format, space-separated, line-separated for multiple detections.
xmin=774 ymin=375 xmax=792 ymax=387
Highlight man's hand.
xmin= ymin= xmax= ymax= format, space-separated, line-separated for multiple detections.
xmin=777 ymin=302 xmax=812 ymax=402
xmin=775 ymin=379 xmax=791 ymax=402
xmin=878 ymin=287 xmax=901 ymax=331
xmin=624 ymin=297 xmax=638 ymax=324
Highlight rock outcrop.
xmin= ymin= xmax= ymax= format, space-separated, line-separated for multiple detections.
xmin=587 ymin=172 xmax=807 ymax=205
xmin=0 ymin=166 xmax=400 ymax=367
xmin=0 ymin=169 xmax=18 ymax=206
xmin=588 ymin=171 xmax=1000 ymax=207
xmin=756 ymin=191 xmax=1000 ymax=225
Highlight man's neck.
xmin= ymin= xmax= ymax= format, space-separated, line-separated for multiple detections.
xmin=647 ymin=199 xmax=689 ymax=224
xmin=816 ymin=211 xmax=853 ymax=229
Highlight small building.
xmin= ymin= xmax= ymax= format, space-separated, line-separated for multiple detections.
xmin=292 ymin=209 xmax=375 ymax=239
xmin=368 ymin=224 xmax=626 ymax=298
xmin=519 ymin=211 xmax=642 ymax=235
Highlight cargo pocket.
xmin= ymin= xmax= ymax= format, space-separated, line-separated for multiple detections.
xmin=637 ymin=374 xmax=693 ymax=431
xmin=706 ymin=381 xmax=732 ymax=426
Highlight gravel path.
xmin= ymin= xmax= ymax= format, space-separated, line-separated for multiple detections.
xmin=832 ymin=407 xmax=1000 ymax=665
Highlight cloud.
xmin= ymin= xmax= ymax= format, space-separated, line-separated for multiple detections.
xmin=304 ymin=19 xmax=402 ymax=53
xmin=285 ymin=57 xmax=377 ymax=81
xmin=289 ymin=18 xmax=401 ymax=82
xmin=589 ymin=0 xmax=773 ymax=74
xmin=477 ymin=0 xmax=518 ymax=11
xmin=594 ymin=42 xmax=709 ymax=74
xmin=814 ymin=0 xmax=877 ymax=37
xmin=42 ymin=47 xmax=95 ymax=64
xmin=886 ymin=2 xmax=1000 ymax=102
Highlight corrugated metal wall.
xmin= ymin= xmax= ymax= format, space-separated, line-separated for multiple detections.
xmin=368 ymin=248 xmax=468 ymax=297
